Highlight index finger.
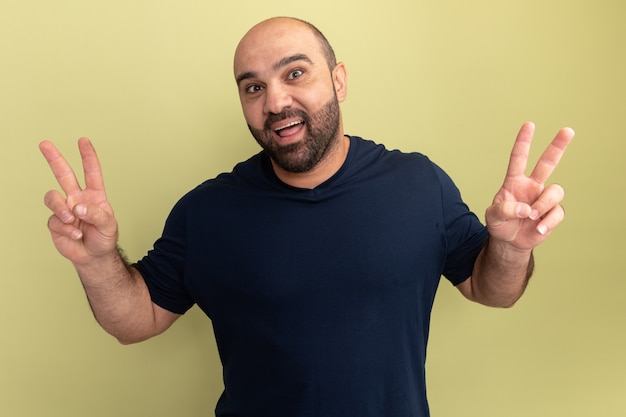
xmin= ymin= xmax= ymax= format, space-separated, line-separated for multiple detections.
xmin=39 ymin=140 xmax=82 ymax=195
xmin=505 ymin=121 xmax=537 ymax=180
xmin=528 ymin=127 xmax=575 ymax=184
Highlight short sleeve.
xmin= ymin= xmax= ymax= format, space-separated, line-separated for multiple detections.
xmin=434 ymin=164 xmax=489 ymax=285
xmin=134 ymin=196 xmax=195 ymax=315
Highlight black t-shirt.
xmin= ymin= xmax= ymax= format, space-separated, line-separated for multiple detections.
xmin=136 ymin=135 xmax=488 ymax=417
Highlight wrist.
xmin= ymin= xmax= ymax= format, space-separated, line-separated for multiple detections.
xmin=483 ymin=235 xmax=534 ymax=278
xmin=73 ymin=247 xmax=131 ymax=284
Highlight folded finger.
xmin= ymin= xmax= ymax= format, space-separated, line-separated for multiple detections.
xmin=43 ymin=190 xmax=75 ymax=224
xmin=47 ymin=214 xmax=83 ymax=240
xmin=529 ymin=184 xmax=565 ymax=221
xmin=536 ymin=204 xmax=565 ymax=235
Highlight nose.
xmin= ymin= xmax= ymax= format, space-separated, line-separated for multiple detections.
xmin=263 ymin=82 xmax=293 ymax=115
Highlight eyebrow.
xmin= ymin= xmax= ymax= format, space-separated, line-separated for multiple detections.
xmin=235 ymin=53 xmax=313 ymax=86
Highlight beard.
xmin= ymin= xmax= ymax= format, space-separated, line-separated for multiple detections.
xmin=247 ymin=95 xmax=341 ymax=173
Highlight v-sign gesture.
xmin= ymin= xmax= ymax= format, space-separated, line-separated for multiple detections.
xmin=458 ymin=122 xmax=574 ymax=307
xmin=40 ymin=138 xmax=119 ymax=266
xmin=486 ymin=122 xmax=575 ymax=251
xmin=40 ymin=139 xmax=177 ymax=343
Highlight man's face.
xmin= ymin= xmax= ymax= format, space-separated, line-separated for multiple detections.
xmin=246 ymin=94 xmax=341 ymax=173
xmin=234 ymin=19 xmax=347 ymax=173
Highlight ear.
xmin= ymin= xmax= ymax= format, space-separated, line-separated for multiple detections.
xmin=332 ymin=62 xmax=348 ymax=103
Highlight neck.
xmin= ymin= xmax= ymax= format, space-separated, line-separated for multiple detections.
xmin=271 ymin=134 xmax=350 ymax=189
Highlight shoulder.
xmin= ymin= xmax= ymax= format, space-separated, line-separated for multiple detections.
xmin=196 ymin=151 xmax=270 ymax=190
xmin=347 ymin=135 xmax=442 ymax=182
xmin=349 ymin=135 xmax=432 ymax=166
xmin=168 ymin=151 xmax=272 ymax=213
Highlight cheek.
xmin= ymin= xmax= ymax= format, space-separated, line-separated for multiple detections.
xmin=300 ymin=86 xmax=334 ymax=112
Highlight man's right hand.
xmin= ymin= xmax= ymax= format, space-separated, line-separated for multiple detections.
xmin=40 ymin=138 xmax=118 ymax=266
xmin=40 ymin=138 xmax=180 ymax=343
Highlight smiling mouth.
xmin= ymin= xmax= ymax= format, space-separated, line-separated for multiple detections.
xmin=274 ymin=120 xmax=305 ymax=137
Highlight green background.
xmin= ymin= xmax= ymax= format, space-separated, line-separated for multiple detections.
xmin=1 ymin=0 xmax=624 ymax=415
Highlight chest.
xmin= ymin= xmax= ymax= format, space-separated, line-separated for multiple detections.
xmin=184 ymin=182 xmax=446 ymax=317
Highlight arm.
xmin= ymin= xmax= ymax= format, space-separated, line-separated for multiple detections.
xmin=457 ymin=122 xmax=574 ymax=307
xmin=40 ymin=138 xmax=179 ymax=344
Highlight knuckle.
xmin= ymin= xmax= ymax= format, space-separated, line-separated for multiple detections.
xmin=548 ymin=183 xmax=565 ymax=199
xmin=46 ymin=214 xmax=61 ymax=230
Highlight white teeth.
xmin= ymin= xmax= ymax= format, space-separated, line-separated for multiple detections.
xmin=275 ymin=120 xmax=303 ymax=131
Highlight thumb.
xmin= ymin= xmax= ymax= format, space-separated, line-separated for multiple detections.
xmin=73 ymin=203 xmax=118 ymax=238
xmin=486 ymin=201 xmax=532 ymax=227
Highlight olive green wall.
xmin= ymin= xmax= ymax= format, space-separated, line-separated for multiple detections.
xmin=1 ymin=0 xmax=624 ymax=416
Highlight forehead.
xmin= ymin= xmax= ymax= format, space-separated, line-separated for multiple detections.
xmin=233 ymin=19 xmax=324 ymax=78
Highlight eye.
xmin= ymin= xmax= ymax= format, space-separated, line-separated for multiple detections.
xmin=288 ymin=69 xmax=304 ymax=80
xmin=245 ymin=84 xmax=263 ymax=94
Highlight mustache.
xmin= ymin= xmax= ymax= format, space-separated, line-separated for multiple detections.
xmin=264 ymin=108 xmax=309 ymax=131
